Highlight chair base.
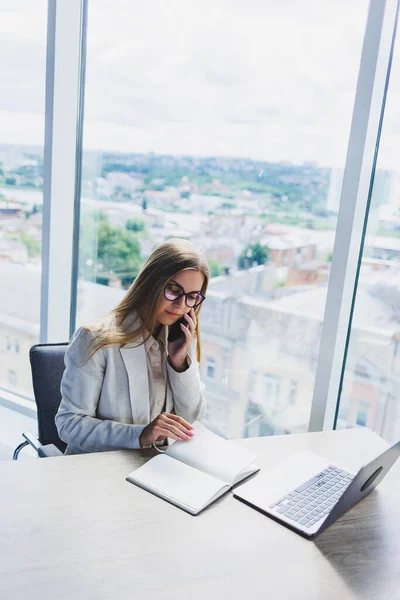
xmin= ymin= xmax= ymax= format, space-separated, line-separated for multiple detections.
xmin=13 ymin=440 xmax=29 ymax=460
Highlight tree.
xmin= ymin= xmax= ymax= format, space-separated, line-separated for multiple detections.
xmin=220 ymin=201 xmax=235 ymax=210
xmin=20 ymin=232 xmax=40 ymax=258
xmin=208 ymin=259 xmax=223 ymax=278
xmin=142 ymin=198 xmax=148 ymax=211
xmin=126 ymin=218 xmax=145 ymax=232
xmin=24 ymin=204 xmax=43 ymax=219
xmin=79 ymin=213 xmax=143 ymax=285
xmin=238 ymin=242 xmax=268 ymax=269
xmin=111 ymin=186 xmax=131 ymax=202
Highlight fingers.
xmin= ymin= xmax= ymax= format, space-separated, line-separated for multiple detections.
xmin=165 ymin=413 xmax=194 ymax=429
xmin=180 ymin=321 xmax=191 ymax=342
xmin=154 ymin=427 xmax=191 ymax=442
xmin=168 ymin=310 xmax=196 ymax=370
xmin=155 ymin=413 xmax=195 ymax=441
xmin=184 ymin=308 xmax=196 ymax=333
xmin=140 ymin=414 xmax=195 ymax=447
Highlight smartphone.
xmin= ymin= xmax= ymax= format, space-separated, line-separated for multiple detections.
xmin=168 ymin=315 xmax=189 ymax=342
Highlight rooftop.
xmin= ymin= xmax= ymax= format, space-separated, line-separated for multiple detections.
xmin=1 ymin=260 xmax=399 ymax=336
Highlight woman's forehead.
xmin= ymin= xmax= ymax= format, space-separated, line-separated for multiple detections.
xmin=171 ymin=269 xmax=204 ymax=290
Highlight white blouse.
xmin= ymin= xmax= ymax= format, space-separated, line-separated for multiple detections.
xmin=144 ymin=329 xmax=168 ymax=421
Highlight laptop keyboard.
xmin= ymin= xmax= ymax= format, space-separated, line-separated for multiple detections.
xmin=269 ymin=465 xmax=354 ymax=529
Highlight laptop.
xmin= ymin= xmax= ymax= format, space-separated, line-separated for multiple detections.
xmin=233 ymin=438 xmax=400 ymax=538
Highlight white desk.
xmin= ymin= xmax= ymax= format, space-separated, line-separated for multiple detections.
xmin=1 ymin=428 xmax=399 ymax=600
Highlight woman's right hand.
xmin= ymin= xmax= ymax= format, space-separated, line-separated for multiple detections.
xmin=139 ymin=413 xmax=195 ymax=448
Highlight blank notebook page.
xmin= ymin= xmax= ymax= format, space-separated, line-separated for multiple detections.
xmin=166 ymin=421 xmax=258 ymax=484
xmin=127 ymin=454 xmax=228 ymax=512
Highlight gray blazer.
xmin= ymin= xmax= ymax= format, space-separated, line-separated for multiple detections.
xmin=55 ymin=326 xmax=206 ymax=454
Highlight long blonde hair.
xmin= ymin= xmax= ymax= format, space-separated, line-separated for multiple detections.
xmin=86 ymin=238 xmax=209 ymax=362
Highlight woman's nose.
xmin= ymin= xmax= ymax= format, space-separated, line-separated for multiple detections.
xmin=173 ymin=295 xmax=186 ymax=309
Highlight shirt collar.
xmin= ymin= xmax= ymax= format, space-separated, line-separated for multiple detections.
xmin=143 ymin=324 xmax=167 ymax=354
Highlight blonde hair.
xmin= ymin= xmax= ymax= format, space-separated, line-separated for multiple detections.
xmin=86 ymin=238 xmax=209 ymax=362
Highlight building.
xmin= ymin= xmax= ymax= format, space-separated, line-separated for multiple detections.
xmin=201 ymin=268 xmax=400 ymax=444
xmin=4 ymin=256 xmax=398 ymax=445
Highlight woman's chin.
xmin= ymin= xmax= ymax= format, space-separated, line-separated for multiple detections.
xmin=158 ymin=312 xmax=180 ymax=326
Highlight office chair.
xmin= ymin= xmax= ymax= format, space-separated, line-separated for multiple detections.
xmin=13 ymin=343 xmax=69 ymax=459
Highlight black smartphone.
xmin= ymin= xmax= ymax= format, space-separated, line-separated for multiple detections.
xmin=168 ymin=315 xmax=189 ymax=342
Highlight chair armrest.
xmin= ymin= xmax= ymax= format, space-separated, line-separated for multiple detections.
xmin=19 ymin=432 xmax=64 ymax=458
xmin=38 ymin=444 xmax=64 ymax=458
xmin=22 ymin=431 xmax=43 ymax=452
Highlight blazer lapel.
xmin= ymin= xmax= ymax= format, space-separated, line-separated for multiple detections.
xmin=164 ymin=361 xmax=174 ymax=413
xmin=120 ymin=343 xmax=150 ymax=424
xmin=159 ymin=326 xmax=173 ymax=413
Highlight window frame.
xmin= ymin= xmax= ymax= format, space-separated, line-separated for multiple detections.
xmin=308 ymin=0 xmax=399 ymax=432
xmin=4 ymin=0 xmax=395 ymax=434
xmin=40 ymin=0 xmax=87 ymax=343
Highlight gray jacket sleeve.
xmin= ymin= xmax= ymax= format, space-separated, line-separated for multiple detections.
xmin=166 ymin=337 xmax=206 ymax=423
xmin=55 ymin=328 xmax=144 ymax=453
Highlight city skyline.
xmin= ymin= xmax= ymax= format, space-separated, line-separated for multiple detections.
xmin=0 ymin=140 xmax=337 ymax=169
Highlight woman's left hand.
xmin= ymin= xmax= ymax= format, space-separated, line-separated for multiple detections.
xmin=168 ymin=308 xmax=196 ymax=372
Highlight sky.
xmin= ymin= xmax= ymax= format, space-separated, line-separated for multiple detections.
xmin=1 ymin=0 xmax=400 ymax=169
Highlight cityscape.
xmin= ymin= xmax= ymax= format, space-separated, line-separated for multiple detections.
xmin=1 ymin=143 xmax=400 ymax=445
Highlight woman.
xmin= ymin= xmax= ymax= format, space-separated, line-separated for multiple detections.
xmin=56 ymin=238 xmax=209 ymax=454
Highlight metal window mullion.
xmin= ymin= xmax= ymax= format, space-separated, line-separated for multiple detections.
xmin=41 ymin=0 xmax=85 ymax=343
xmin=308 ymin=0 xmax=399 ymax=432
xmin=70 ymin=0 xmax=88 ymax=338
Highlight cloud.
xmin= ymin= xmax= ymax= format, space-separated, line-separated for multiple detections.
xmin=81 ymin=0 xmax=369 ymax=165
xmin=2 ymin=0 xmax=400 ymax=169
xmin=0 ymin=2 xmax=46 ymax=115
xmin=0 ymin=110 xmax=45 ymax=145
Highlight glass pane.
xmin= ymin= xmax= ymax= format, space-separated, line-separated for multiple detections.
xmin=0 ymin=1 xmax=46 ymax=457
xmin=78 ymin=0 xmax=368 ymax=438
xmin=337 ymin=26 xmax=400 ymax=445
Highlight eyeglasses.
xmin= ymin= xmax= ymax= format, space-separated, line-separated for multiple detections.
xmin=164 ymin=281 xmax=206 ymax=308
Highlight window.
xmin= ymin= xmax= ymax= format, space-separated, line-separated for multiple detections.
xmin=0 ymin=0 xmax=399 ymax=461
xmin=0 ymin=1 xmax=45 ymax=404
xmin=77 ymin=0 xmax=369 ymax=438
xmin=243 ymin=402 xmax=276 ymax=438
xmin=336 ymin=17 xmax=400 ymax=444
xmin=8 ymin=370 xmax=17 ymax=386
xmin=206 ymin=357 xmax=216 ymax=380
xmin=356 ymin=402 xmax=369 ymax=427
xmin=264 ymin=374 xmax=281 ymax=409
xmin=247 ymin=369 xmax=257 ymax=400
xmin=338 ymin=404 xmax=349 ymax=423
xmin=288 ymin=380 xmax=297 ymax=406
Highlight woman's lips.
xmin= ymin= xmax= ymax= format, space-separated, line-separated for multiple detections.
xmin=166 ymin=311 xmax=181 ymax=317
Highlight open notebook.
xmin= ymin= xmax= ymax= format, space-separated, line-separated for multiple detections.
xmin=126 ymin=421 xmax=260 ymax=514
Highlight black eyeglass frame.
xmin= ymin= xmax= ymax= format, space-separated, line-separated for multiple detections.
xmin=163 ymin=281 xmax=206 ymax=308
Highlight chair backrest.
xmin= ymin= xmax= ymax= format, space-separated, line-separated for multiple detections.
xmin=29 ymin=343 xmax=69 ymax=453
